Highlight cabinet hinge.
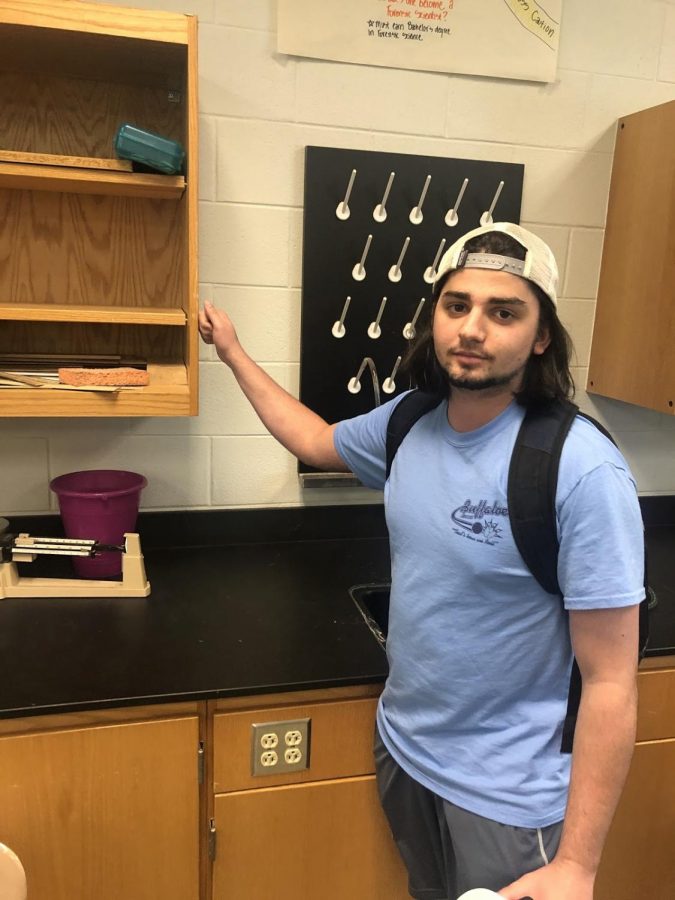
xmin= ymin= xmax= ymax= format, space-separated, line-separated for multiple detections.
xmin=208 ymin=818 xmax=217 ymax=862
xmin=197 ymin=740 xmax=205 ymax=785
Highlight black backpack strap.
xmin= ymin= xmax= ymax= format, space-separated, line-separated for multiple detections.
xmin=510 ymin=399 xmax=649 ymax=752
xmin=507 ymin=399 xmax=579 ymax=595
xmin=385 ymin=390 xmax=444 ymax=480
xmin=561 ymin=408 xmax=649 ymax=659
xmin=509 ymin=399 xmax=580 ymax=754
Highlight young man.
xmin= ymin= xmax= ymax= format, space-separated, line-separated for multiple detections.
xmin=199 ymin=223 xmax=644 ymax=900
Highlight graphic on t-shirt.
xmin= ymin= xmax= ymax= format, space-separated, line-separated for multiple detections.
xmin=451 ymin=499 xmax=508 ymax=545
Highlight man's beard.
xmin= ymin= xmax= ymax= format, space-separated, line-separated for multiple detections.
xmin=443 ymin=338 xmax=538 ymax=393
xmin=446 ymin=363 xmax=526 ymax=392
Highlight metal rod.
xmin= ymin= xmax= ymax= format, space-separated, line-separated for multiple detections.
xmin=14 ymin=535 xmax=97 ymax=546
xmin=403 ymin=297 xmax=426 ymax=340
xmin=368 ymin=297 xmax=388 ymax=339
xmin=383 ymin=355 xmax=402 ymax=395
xmin=389 ymin=236 xmax=410 ymax=282
xmin=336 ymin=168 xmax=357 ymax=220
xmin=424 ymin=238 xmax=446 ymax=283
xmin=352 ymin=234 xmax=373 ymax=280
xmin=13 ymin=547 xmax=97 ymax=558
xmin=445 ymin=177 xmax=469 ymax=226
xmin=481 ymin=180 xmax=504 ymax=225
xmin=410 ymin=297 xmax=426 ymax=328
xmin=410 ymin=174 xmax=431 ymax=224
xmin=373 ymin=171 xmax=395 ymax=222
xmin=332 ymin=295 xmax=352 ymax=338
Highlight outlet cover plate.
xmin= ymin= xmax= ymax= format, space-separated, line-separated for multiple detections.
xmin=251 ymin=718 xmax=311 ymax=776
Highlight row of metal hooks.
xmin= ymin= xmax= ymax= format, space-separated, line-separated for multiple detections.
xmin=352 ymin=234 xmax=456 ymax=284
xmin=351 ymin=233 xmax=449 ymax=282
xmin=336 ymin=168 xmax=505 ymax=228
xmin=332 ymin=296 xmax=426 ymax=341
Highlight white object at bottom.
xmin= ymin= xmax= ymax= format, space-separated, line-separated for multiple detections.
xmin=456 ymin=891 xmax=505 ymax=900
xmin=0 ymin=843 xmax=27 ymax=900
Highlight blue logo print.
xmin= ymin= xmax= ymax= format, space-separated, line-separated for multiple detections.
xmin=451 ymin=499 xmax=508 ymax=545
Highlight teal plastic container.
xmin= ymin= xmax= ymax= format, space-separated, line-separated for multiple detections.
xmin=113 ymin=124 xmax=185 ymax=175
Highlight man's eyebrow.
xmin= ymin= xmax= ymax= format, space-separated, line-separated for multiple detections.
xmin=440 ymin=289 xmax=528 ymax=306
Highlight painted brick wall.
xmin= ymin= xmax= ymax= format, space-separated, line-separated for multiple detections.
xmin=2 ymin=0 xmax=675 ymax=513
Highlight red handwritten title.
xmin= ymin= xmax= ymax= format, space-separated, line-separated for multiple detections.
xmin=383 ymin=0 xmax=453 ymax=21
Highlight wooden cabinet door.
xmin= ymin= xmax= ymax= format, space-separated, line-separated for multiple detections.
xmin=213 ymin=775 xmax=409 ymax=900
xmin=0 ymin=715 xmax=199 ymax=900
xmin=595 ymin=739 xmax=675 ymax=900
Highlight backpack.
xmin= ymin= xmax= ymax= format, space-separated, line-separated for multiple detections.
xmin=385 ymin=390 xmax=650 ymax=754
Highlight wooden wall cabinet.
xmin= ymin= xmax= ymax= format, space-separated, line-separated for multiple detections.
xmin=587 ymin=99 xmax=675 ymax=414
xmin=0 ymin=0 xmax=199 ymax=416
xmin=0 ymin=703 xmax=201 ymax=900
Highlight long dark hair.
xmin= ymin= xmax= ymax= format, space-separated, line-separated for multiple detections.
xmin=403 ymin=231 xmax=575 ymax=407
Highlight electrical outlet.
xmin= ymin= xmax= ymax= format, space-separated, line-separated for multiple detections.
xmin=251 ymin=718 xmax=311 ymax=776
xmin=285 ymin=729 xmax=303 ymax=746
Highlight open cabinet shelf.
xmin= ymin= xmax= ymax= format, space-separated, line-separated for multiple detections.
xmin=0 ymin=0 xmax=199 ymax=417
xmin=0 ymin=304 xmax=187 ymax=326
xmin=0 ymin=161 xmax=186 ymax=200
xmin=0 ymin=363 xmax=191 ymax=417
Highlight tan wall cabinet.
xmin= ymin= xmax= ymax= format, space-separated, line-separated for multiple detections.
xmin=0 ymin=0 xmax=199 ymax=416
xmin=209 ymin=686 xmax=410 ymax=900
xmin=596 ymin=662 xmax=675 ymax=899
xmin=587 ymin=99 xmax=675 ymax=414
xmin=0 ymin=704 xmax=201 ymax=900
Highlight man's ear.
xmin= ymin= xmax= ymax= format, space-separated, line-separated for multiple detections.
xmin=533 ymin=325 xmax=551 ymax=356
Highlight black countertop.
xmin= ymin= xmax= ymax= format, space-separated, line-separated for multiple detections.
xmin=0 ymin=533 xmax=391 ymax=719
xmin=1 ymin=503 xmax=674 ymax=720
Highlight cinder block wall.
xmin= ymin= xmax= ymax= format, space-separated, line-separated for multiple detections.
xmin=2 ymin=0 xmax=675 ymax=513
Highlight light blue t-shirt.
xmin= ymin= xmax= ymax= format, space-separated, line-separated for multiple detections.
xmin=334 ymin=394 xmax=644 ymax=828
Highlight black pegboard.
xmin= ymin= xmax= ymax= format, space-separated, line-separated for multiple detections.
xmin=299 ymin=146 xmax=524 ymax=472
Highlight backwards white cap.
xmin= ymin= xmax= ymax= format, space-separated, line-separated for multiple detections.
xmin=433 ymin=222 xmax=559 ymax=307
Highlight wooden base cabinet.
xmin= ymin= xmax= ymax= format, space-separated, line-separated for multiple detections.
xmin=0 ymin=706 xmax=200 ymax=900
xmin=213 ymin=777 xmax=409 ymax=900
xmin=2 ymin=670 xmax=674 ymax=899
xmin=209 ymin=687 xmax=409 ymax=900
xmin=595 ymin=662 xmax=675 ymax=900
xmin=596 ymin=740 xmax=675 ymax=900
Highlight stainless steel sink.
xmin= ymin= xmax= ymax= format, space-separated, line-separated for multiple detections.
xmin=349 ymin=583 xmax=390 ymax=648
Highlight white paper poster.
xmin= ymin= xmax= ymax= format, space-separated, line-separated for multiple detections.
xmin=278 ymin=0 xmax=561 ymax=83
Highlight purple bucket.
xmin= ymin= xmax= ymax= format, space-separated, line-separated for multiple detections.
xmin=49 ymin=470 xmax=147 ymax=578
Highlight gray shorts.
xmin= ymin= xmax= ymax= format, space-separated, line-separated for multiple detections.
xmin=374 ymin=726 xmax=563 ymax=900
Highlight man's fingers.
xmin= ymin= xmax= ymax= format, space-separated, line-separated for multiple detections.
xmin=197 ymin=307 xmax=215 ymax=343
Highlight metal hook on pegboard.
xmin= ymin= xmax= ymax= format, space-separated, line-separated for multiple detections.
xmin=445 ymin=177 xmax=469 ymax=227
xmin=352 ymin=233 xmax=373 ymax=281
xmin=368 ymin=296 xmax=388 ymax=340
xmin=480 ymin=180 xmax=505 ymax=226
xmin=336 ymin=168 xmax=357 ymax=221
xmin=331 ymin=296 xmax=351 ymax=339
xmin=373 ymin=171 xmax=395 ymax=223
